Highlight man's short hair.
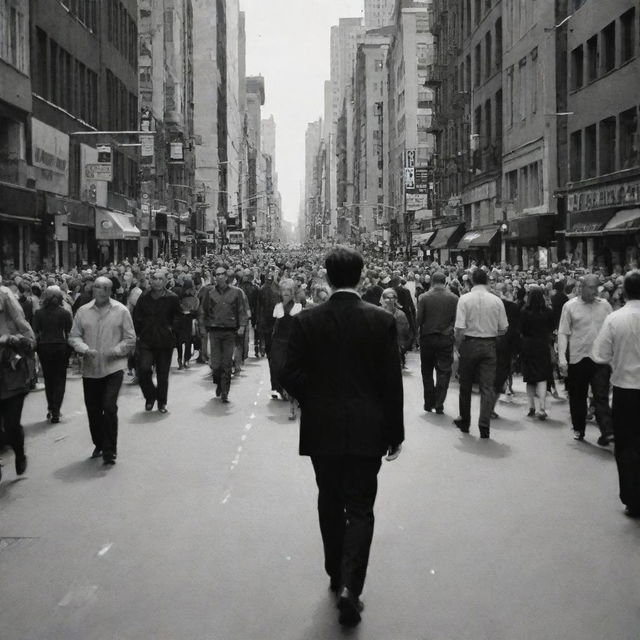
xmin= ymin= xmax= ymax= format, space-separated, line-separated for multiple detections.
xmin=431 ymin=271 xmax=446 ymax=286
xmin=325 ymin=246 xmax=364 ymax=289
xmin=624 ymin=271 xmax=640 ymax=300
xmin=472 ymin=269 xmax=488 ymax=286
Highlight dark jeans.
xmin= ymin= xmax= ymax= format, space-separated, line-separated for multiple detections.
xmin=256 ymin=327 xmax=272 ymax=357
xmin=176 ymin=340 xmax=192 ymax=364
xmin=209 ymin=329 xmax=236 ymax=396
xmin=420 ymin=334 xmax=454 ymax=410
xmin=612 ymin=387 xmax=640 ymax=511
xmin=137 ymin=346 xmax=173 ymax=405
xmin=38 ymin=344 xmax=69 ymax=415
xmin=311 ymin=455 xmax=382 ymax=597
xmin=458 ymin=337 xmax=497 ymax=430
xmin=0 ymin=393 xmax=27 ymax=459
xmin=567 ymin=358 xmax=612 ymax=435
xmin=82 ymin=371 xmax=124 ymax=459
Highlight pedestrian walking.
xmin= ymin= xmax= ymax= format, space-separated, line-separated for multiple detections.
xmin=558 ymin=274 xmax=614 ymax=445
xmin=454 ymin=268 xmax=509 ymax=438
xmin=69 ymin=277 xmax=136 ymax=465
xmin=33 ymin=286 xmax=72 ymax=423
xmin=173 ymin=278 xmax=199 ymax=370
xmin=416 ymin=271 xmax=458 ymax=414
xmin=281 ymin=246 xmax=404 ymax=628
xmin=255 ymin=272 xmax=279 ymax=363
xmin=519 ymin=286 xmax=555 ymax=420
xmin=198 ymin=265 xmax=248 ymax=403
xmin=0 ymin=284 xmax=36 ymax=481
xmin=592 ymin=271 xmax=640 ymax=518
xmin=380 ymin=287 xmax=413 ymax=368
xmin=133 ymin=270 xmax=180 ymax=413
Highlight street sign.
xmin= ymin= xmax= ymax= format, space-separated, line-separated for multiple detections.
xmin=85 ymin=164 xmax=112 ymax=181
xmin=405 ymin=149 xmax=416 ymax=168
xmin=140 ymin=135 xmax=154 ymax=156
xmin=414 ymin=167 xmax=432 ymax=194
xmin=404 ymin=167 xmax=415 ymax=191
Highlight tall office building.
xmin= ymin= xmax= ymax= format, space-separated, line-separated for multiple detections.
xmin=364 ymin=0 xmax=396 ymax=29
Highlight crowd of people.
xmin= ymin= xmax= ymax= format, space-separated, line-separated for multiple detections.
xmin=1 ymin=242 xmax=639 ymax=626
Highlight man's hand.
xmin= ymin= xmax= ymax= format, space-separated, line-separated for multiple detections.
xmin=385 ymin=443 xmax=402 ymax=462
xmin=237 ymin=326 xmax=246 ymax=337
xmin=559 ymin=362 xmax=568 ymax=378
xmin=84 ymin=349 xmax=98 ymax=358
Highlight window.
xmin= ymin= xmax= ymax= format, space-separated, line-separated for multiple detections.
xmin=585 ymin=124 xmax=597 ymax=178
xmin=0 ymin=0 xmax=28 ymax=73
xmin=474 ymin=43 xmax=481 ymax=86
xmin=485 ymin=98 xmax=492 ymax=141
xmin=507 ymin=169 xmax=518 ymax=203
xmin=506 ymin=66 xmax=514 ymax=127
xmin=518 ymin=58 xmax=527 ymax=120
xmin=485 ymin=31 xmax=492 ymax=79
xmin=599 ymin=117 xmax=616 ymax=175
xmin=520 ymin=165 xmax=529 ymax=208
xmin=586 ymin=34 xmax=598 ymax=82
xmin=571 ymin=45 xmax=584 ymax=90
xmin=495 ymin=18 xmax=502 ymax=69
xmin=465 ymin=53 xmax=471 ymax=91
xmin=495 ymin=89 xmax=503 ymax=140
xmin=570 ymin=130 xmax=582 ymax=181
xmin=530 ymin=48 xmax=538 ymax=113
xmin=621 ymin=8 xmax=636 ymax=64
xmin=35 ymin=28 xmax=48 ymax=98
xmin=601 ymin=21 xmax=616 ymax=73
xmin=466 ymin=0 xmax=471 ymax=35
xmin=474 ymin=0 xmax=481 ymax=27
xmin=619 ymin=107 xmax=639 ymax=169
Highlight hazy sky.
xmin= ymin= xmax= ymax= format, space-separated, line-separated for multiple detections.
xmin=240 ymin=0 xmax=365 ymax=224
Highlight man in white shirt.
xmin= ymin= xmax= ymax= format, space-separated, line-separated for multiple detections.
xmin=454 ymin=269 xmax=509 ymax=438
xmin=592 ymin=271 xmax=640 ymax=518
xmin=558 ymin=274 xmax=613 ymax=445
xmin=69 ymin=277 xmax=136 ymax=464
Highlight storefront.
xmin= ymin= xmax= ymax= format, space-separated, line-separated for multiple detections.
xmin=456 ymin=226 xmax=501 ymax=264
xmin=46 ymin=195 xmax=95 ymax=270
xmin=505 ymin=214 xmax=558 ymax=268
xmin=95 ymin=208 xmax=141 ymax=265
xmin=429 ymin=223 xmax=466 ymax=264
xmin=566 ymin=174 xmax=640 ymax=271
xmin=0 ymin=182 xmax=39 ymax=275
xmin=411 ymin=231 xmax=436 ymax=260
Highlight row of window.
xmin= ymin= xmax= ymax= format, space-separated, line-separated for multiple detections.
xmin=569 ymin=106 xmax=639 ymax=182
xmin=505 ymin=160 xmax=543 ymax=211
xmin=461 ymin=0 xmax=495 ymax=38
xmin=34 ymin=29 xmax=98 ymax=127
xmin=456 ymin=18 xmax=502 ymax=94
xmin=570 ymin=8 xmax=636 ymax=92
xmin=59 ymin=0 xmax=97 ymax=33
xmin=503 ymin=0 xmax=537 ymax=50
xmin=106 ymin=0 xmax=137 ymax=70
xmin=0 ymin=0 xmax=28 ymax=73
xmin=505 ymin=48 xmax=539 ymax=127
xmin=105 ymin=68 xmax=138 ymax=132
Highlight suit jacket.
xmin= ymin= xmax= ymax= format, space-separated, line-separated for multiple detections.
xmin=280 ymin=292 xmax=404 ymax=457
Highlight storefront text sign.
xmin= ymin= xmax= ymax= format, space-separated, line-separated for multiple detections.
xmin=32 ymin=119 xmax=69 ymax=196
xmin=568 ymin=178 xmax=640 ymax=213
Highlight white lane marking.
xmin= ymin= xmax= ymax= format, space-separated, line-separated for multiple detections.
xmin=244 ymin=424 xmax=252 ymax=431
xmin=222 ymin=493 xmax=231 ymax=505
xmin=58 ymin=586 xmax=98 ymax=607
xmin=430 ymin=569 xmax=436 ymax=575
xmin=241 ymin=435 xmax=247 ymax=442
xmin=250 ymin=413 xmax=256 ymax=420
xmin=237 ymin=446 xmax=242 ymax=453
xmin=97 ymin=543 xmax=113 ymax=557
xmin=254 ymin=401 xmax=258 ymax=406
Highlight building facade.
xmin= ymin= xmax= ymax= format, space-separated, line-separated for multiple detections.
xmin=365 ymin=0 xmax=396 ymax=29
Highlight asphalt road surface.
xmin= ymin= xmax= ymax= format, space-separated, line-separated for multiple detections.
xmin=1 ymin=350 xmax=639 ymax=640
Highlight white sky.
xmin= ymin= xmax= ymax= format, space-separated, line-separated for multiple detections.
xmin=240 ymin=0 xmax=365 ymax=225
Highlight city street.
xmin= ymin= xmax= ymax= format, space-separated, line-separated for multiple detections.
xmin=1 ymin=351 xmax=639 ymax=640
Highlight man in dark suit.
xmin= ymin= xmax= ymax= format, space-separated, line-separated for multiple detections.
xmin=281 ymin=246 xmax=404 ymax=628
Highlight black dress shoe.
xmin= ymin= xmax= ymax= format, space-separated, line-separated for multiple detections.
xmin=103 ymin=455 xmax=116 ymax=465
xmin=329 ymin=577 xmax=341 ymax=594
xmin=15 ymin=455 xmax=27 ymax=476
xmin=158 ymin=404 xmax=168 ymax=414
xmin=215 ymin=384 xmax=222 ymax=398
xmin=337 ymin=587 xmax=363 ymax=627
xmin=479 ymin=428 xmax=490 ymax=439
xmin=423 ymin=404 xmax=434 ymax=412
xmin=435 ymin=407 xmax=444 ymax=415
xmin=453 ymin=418 xmax=470 ymax=433
xmin=91 ymin=447 xmax=103 ymax=459
xmin=221 ymin=395 xmax=229 ymax=403
xmin=624 ymin=506 xmax=640 ymax=518
xmin=145 ymin=401 xmax=154 ymax=411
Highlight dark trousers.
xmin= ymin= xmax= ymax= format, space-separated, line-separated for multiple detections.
xmin=137 ymin=346 xmax=173 ymax=405
xmin=612 ymin=387 xmax=640 ymax=511
xmin=0 ymin=393 xmax=26 ymax=459
xmin=38 ymin=344 xmax=69 ymax=415
xmin=176 ymin=340 xmax=192 ymax=363
xmin=458 ymin=338 xmax=497 ymax=430
xmin=82 ymin=371 xmax=123 ymax=459
xmin=567 ymin=357 xmax=612 ymax=435
xmin=420 ymin=334 xmax=454 ymax=410
xmin=311 ymin=455 xmax=382 ymax=597
xmin=494 ymin=338 xmax=513 ymax=395
xmin=209 ymin=329 xmax=236 ymax=396
xmin=256 ymin=326 xmax=272 ymax=357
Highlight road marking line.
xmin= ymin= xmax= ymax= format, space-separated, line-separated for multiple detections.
xmin=254 ymin=401 xmax=258 ymax=406
xmin=222 ymin=493 xmax=231 ymax=504
xmin=250 ymin=413 xmax=256 ymax=419
xmin=97 ymin=543 xmax=113 ymax=557
xmin=237 ymin=446 xmax=242 ymax=453
xmin=58 ymin=586 xmax=98 ymax=607
xmin=241 ymin=434 xmax=247 ymax=441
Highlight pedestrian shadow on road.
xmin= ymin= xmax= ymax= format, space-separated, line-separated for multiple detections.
xmin=0 ymin=477 xmax=27 ymax=503
xmin=53 ymin=459 xmax=110 ymax=483
xmin=570 ymin=440 xmax=615 ymax=460
xmin=267 ymin=413 xmax=294 ymax=425
xmin=127 ymin=411 xmax=171 ymax=424
xmin=296 ymin=596 xmax=360 ymax=640
xmin=198 ymin=399 xmax=232 ymax=418
xmin=24 ymin=420 xmax=58 ymax=440
xmin=454 ymin=435 xmax=512 ymax=459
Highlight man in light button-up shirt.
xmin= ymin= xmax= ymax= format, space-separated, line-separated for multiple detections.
xmin=69 ymin=277 xmax=136 ymax=465
xmin=592 ymin=271 xmax=640 ymax=518
xmin=558 ymin=274 xmax=613 ymax=445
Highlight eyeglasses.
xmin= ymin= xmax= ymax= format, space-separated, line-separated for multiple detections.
xmin=215 ymin=271 xmax=227 ymax=276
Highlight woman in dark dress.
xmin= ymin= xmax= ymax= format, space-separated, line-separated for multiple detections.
xmin=520 ymin=286 xmax=555 ymax=420
xmin=33 ymin=287 xmax=72 ymax=423
xmin=173 ymin=278 xmax=199 ymax=370
xmin=269 ymin=278 xmax=302 ymax=420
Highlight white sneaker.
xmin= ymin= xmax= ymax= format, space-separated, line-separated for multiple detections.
xmin=271 ymin=390 xmax=281 ymax=400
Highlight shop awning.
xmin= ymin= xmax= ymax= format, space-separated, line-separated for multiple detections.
xmin=430 ymin=224 xmax=465 ymax=249
xmin=507 ymin=214 xmax=556 ymax=244
xmin=457 ymin=227 xmax=500 ymax=250
xmin=412 ymin=231 xmax=436 ymax=246
xmin=95 ymin=208 xmax=141 ymax=240
xmin=602 ymin=208 xmax=640 ymax=233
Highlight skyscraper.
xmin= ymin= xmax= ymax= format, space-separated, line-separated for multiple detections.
xmin=364 ymin=0 xmax=396 ymax=29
